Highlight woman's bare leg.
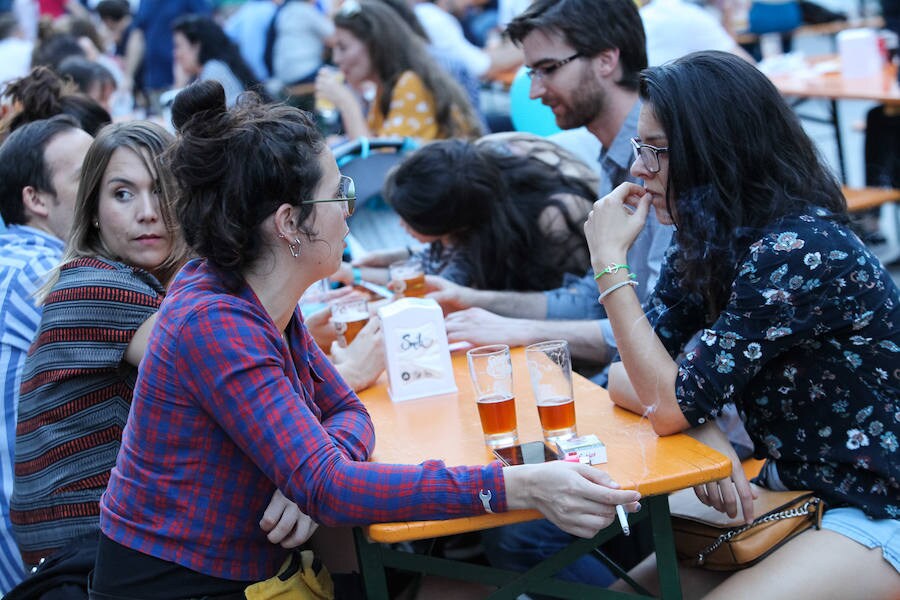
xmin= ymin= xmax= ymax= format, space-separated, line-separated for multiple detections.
xmin=609 ymin=554 xmax=729 ymax=598
xmin=704 ymin=528 xmax=899 ymax=600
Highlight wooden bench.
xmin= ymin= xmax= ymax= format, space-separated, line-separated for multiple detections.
xmin=842 ymin=186 xmax=900 ymax=212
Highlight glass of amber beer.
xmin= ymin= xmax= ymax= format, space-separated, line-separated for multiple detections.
xmin=389 ymin=258 xmax=426 ymax=298
xmin=331 ymin=298 xmax=369 ymax=347
xmin=525 ymin=340 xmax=576 ymax=443
xmin=466 ymin=344 xmax=518 ymax=448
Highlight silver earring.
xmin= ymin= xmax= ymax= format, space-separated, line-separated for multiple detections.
xmin=289 ymin=238 xmax=301 ymax=258
xmin=93 ymin=220 xmax=100 ymax=228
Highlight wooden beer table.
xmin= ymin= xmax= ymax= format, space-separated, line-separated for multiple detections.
xmin=353 ymin=348 xmax=731 ymax=599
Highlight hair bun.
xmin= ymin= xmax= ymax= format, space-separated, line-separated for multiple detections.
xmin=171 ymin=80 xmax=227 ymax=132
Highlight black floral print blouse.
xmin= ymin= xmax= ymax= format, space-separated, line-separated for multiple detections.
xmin=648 ymin=209 xmax=899 ymax=520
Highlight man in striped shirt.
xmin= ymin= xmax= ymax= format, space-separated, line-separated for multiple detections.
xmin=0 ymin=116 xmax=93 ymax=593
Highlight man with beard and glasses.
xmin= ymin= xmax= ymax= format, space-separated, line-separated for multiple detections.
xmin=427 ymin=0 xmax=672 ymax=383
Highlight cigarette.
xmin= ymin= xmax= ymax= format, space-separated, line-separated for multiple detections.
xmin=616 ymin=504 xmax=630 ymax=536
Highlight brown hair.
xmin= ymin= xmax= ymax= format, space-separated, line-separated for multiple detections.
xmin=335 ymin=0 xmax=482 ymax=139
xmin=39 ymin=121 xmax=189 ymax=300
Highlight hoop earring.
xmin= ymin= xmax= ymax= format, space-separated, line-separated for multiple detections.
xmin=289 ymin=238 xmax=301 ymax=258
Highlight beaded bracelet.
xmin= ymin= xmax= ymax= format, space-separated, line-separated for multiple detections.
xmin=594 ymin=263 xmax=631 ymax=280
xmin=597 ymin=279 xmax=639 ymax=304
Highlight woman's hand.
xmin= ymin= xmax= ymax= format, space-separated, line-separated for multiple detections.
xmin=424 ymin=275 xmax=475 ymax=314
xmin=314 ymin=67 xmax=355 ymax=112
xmin=330 ymin=317 xmax=385 ymax=391
xmin=260 ymin=489 xmax=319 ymax=549
xmin=503 ymin=462 xmax=641 ymax=539
xmin=686 ymin=421 xmax=758 ymax=524
xmin=584 ymin=182 xmax=652 ymax=269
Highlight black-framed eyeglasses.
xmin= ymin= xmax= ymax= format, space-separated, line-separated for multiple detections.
xmin=525 ymin=53 xmax=582 ymax=81
xmin=630 ymin=138 xmax=669 ymax=174
xmin=301 ymin=175 xmax=356 ymax=215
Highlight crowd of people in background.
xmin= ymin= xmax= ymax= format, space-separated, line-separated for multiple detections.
xmin=0 ymin=0 xmax=896 ymax=599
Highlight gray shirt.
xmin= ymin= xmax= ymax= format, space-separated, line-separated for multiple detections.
xmin=543 ymin=100 xmax=674 ymax=350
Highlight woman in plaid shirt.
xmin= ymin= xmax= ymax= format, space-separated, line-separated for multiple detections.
xmin=92 ymin=81 xmax=641 ymax=598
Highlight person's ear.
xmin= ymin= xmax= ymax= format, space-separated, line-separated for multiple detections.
xmin=591 ymin=48 xmax=621 ymax=78
xmin=272 ymin=203 xmax=299 ymax=238
xmin=21 ymin=186 xmax=51 ymax=220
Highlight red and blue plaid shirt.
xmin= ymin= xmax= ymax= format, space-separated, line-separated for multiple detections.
xmin=100 ymin=259 xmax=506 ymax=581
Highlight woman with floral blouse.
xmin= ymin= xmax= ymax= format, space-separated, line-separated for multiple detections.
xmin=585 ymin=51 xmax=899 ymax=597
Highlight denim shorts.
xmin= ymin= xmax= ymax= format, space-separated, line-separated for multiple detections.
xmin=821 ymin=507 xmax=900 ymax=574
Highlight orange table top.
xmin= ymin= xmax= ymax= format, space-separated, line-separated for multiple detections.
xmin=357 ymin=347 xmax=731 ymax=543
xmin=768 ymin=55 xmax=900 ymax=104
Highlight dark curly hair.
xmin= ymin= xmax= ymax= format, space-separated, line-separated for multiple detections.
xmin=2 ymin=66 xmax=111 ymax=136
xmin=639 ymin=51 xmax=846 ymax=317
xmin=383 ymin=139 xmax=593 ymax=291
xmin=167 ymin=80 xmax=326 ymax=278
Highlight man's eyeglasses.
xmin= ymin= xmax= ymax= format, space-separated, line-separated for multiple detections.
xmin=630 ymin=138 xmax=669 ymax=174
xmin=302 ymin=175 xmax=356 ymax=215
xmin=525 ymin=53 xmax=582 ymax=81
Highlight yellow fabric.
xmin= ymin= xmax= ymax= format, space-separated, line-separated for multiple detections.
xmin=367 ymin=71 xmax=440 ymax=140
xmin=244 ymin=550 xmax=334 ymax=600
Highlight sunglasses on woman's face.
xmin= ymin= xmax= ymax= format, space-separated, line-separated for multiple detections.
xmin=301 ymin=175 xmax=356 ymax=216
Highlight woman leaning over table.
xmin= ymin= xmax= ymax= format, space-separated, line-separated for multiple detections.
xmin=585 ymin=50 xmax=899 ymax=598
xmin=92 ymin=81 xmax=640 ymax=598
xmin=315 ymin=0 xmax=482 ymax=141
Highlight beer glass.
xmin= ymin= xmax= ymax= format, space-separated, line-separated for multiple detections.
xmin=315 ymin=67 xmax=343 ymax=125
xmin=331 ymin=297 xmax=369 ymax=347
xmin=466 ymin=344 xmax=518 ymax=448
xmin=389 ymin=258 xmax=426 ymax=298
xmin=525 ymin=340 xmax=576 ymax=443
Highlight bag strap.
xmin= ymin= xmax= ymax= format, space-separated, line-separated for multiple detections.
xmin=695 ymin=496 xmax=823 ymax=566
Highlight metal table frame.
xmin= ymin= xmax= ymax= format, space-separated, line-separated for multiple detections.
xmin=353 ymin=494 xmax=683 ymax=599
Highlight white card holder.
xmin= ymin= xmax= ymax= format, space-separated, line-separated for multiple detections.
xmin=378 ymin=298 xmax=457 ymax=402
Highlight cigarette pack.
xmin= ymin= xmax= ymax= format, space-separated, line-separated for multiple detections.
xmin=555 ymin=434 xmax=607 ymax=465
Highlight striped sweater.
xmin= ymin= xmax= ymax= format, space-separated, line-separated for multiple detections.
xmin=11 ymin=256 xmax=163 ymax=567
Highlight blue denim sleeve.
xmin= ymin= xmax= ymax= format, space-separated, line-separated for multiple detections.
xmin=543 ymin=271 xmax=606 ymax=320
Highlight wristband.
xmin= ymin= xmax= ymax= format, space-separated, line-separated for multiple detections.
xmin=597 ymin=279 xmax=639 ymax=303
xmin=352 ymin=266 xmax=362 ymax=285
xmin=594 ymin=263 xmax=631 ymax=280
xmin=479 ymin=489 xmax=495 ymax=514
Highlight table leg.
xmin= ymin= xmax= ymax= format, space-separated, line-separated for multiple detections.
xmin=353 ymin=527 xmax=390 ymax=600
xmin=648 ymin=496 xmax=683 ymax=600
xmin=831 ymin=98 xmax=846 ymax=183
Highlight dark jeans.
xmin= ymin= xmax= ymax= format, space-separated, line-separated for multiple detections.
xmin=481 ymin=516 xmax=654 ymax=596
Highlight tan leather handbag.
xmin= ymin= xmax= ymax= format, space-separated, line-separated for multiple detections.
xmin=669 ymin=483 xmax=824 ymax=570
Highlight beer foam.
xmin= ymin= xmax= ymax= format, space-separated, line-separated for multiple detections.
xmin=334 ymin=309 xmax=369 ymax=322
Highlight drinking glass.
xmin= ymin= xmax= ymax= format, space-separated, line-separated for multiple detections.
xmin=525 ymin=340 xmax=576 ymax=443
xmin=466 ymin=344 xmax=518 ymax=448
xmin=389 ymin=258 xmax=426 ymax=298
xmin=331 ymin=297 xmax=369 ymax=347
